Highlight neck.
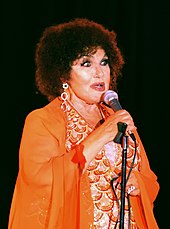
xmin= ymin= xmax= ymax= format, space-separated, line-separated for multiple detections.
xmin=68 ymin=88 xmax=99 ymax=112
xmin=66 ymin=91 xmax=103 ymax=127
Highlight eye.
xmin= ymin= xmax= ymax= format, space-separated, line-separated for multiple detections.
xmin=80 ymin=60 xmax=91 ymax=67
xmin=101 ymin=58 xmax=109 ymax=66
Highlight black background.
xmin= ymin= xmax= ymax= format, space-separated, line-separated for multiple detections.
xmin=2 ymin=0 xmax=170 ymax=228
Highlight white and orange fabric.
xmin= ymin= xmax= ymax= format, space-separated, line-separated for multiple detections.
xmin=8 ymin=97 xmax=159 ymax=229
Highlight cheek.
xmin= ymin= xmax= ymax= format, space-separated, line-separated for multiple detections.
xmin=85 ymin=68 xmax=96 ymax=76
xmin=71 ymin=69 xmax=92 ymax=84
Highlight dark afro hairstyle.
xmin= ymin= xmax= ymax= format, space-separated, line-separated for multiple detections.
xmin=35 ymin=18 xmax=125 ymax=101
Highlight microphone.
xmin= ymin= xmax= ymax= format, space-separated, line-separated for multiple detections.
xmin=103 ymin=90 xmax=122 ymax=111
xmin=103 ymin=90 xmax=136 ymax=143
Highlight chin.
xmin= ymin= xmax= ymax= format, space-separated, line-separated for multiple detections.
xmin=88 ymin=97 xmax=101 ymax=105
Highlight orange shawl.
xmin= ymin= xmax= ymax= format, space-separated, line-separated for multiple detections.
xmin=8 ymin=97 xmax=160 ymax=229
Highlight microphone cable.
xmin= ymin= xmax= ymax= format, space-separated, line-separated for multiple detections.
xmin=110 ymin=132 xmax=137 ymax=229
xmin=126 ymin=132 xmax=137 ymax=229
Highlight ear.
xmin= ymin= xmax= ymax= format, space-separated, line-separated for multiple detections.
xmin=60 ymin=77 xmax=69 ymax=84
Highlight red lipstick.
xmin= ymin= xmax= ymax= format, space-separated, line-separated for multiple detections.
xmin=90 ymin=82 xmax=105 ymax=91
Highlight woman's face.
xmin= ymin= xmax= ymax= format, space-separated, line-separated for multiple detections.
xmin=69 ymin=48 xmax=110 ymax=104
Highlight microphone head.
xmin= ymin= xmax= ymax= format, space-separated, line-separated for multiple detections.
xmin=103 ymin=90 xmax=119 ymax=105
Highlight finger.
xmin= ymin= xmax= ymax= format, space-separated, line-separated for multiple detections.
xmin=127 ymin=185 xmax=135 ymax=194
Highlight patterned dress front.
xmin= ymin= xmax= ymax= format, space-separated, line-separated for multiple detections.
xmin=62 ymin=99 xmax=141 ymax=229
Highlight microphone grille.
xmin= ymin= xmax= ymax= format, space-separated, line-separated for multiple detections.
xmin=103 ymin=90 xmax=118 ymax=104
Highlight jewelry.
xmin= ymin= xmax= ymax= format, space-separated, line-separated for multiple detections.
xmin=61 ymin=82 xmax=69 ymax=111
xmin=61 ymin=82 xmax=69 ymax=101
xmin=63 ymin=82 xmax=69 ymax=90
xmin=127 ymin=185 xmax=135 ymax=194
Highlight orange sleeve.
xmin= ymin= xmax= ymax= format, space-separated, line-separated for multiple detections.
xmin=130 ymin=130 xmax=160 ymax=229
xmin=18 ymin=109 xmax=63 ymax=187
xmin=9 ymin=107 xmax=85 ymax=229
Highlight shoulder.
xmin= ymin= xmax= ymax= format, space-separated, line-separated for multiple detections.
xmin=25 ymin=97 xmax=66 ymax=129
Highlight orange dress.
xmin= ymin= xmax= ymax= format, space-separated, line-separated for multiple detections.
xmin=8 ymin=97 xmax=160 ymax=229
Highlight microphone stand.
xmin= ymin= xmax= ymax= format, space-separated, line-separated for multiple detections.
xmin=113 ymin=122 xmax=128 ymax=229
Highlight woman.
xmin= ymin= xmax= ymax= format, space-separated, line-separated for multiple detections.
xmin=8 ymin=18 xmax=159 ymax=228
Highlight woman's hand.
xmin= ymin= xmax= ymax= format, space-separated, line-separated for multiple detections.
xmin=82 ymin=109 xmax=136 ymax=170
xmin=98 ymin=109 xmax=137 ymax=143
xmin=126 ymin=172 xmax=140 ymax=196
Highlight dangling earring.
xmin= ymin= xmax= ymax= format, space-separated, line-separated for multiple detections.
xmin=61 ymin=82 xmax=69 ymax=111
xmin=61 ymin=82 xmax=69 ymax=101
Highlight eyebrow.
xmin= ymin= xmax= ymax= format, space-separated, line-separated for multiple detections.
xmin=81 ymin=53 xmax=108 ymax=59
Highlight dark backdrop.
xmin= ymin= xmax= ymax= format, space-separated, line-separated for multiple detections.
xmin=2 ymin=0 xmax=170 ymax=228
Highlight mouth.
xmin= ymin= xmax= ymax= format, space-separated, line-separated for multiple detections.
xmin=90 ymin=82 xmax=105 ymax=91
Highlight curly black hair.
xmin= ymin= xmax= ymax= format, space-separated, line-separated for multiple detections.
xmin=35 ymin=18 xmax=125 ymax=101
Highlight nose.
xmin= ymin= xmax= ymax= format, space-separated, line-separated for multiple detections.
xmin=94 ymin=65 xmax=104 ymax=78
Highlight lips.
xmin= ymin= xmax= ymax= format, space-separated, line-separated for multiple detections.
xmin=90 ymin=82 xmax=105 ymax=91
